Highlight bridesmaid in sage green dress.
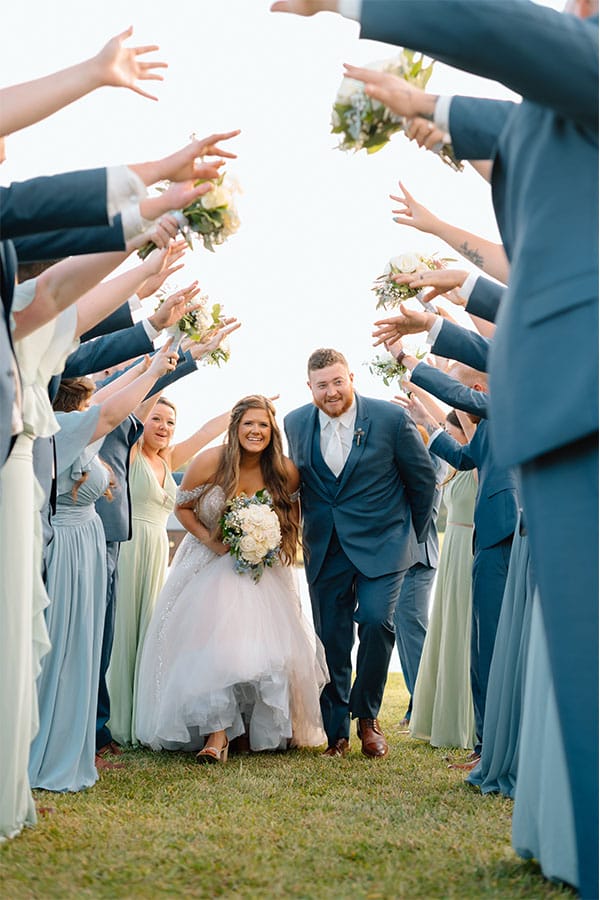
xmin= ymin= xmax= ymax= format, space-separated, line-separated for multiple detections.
xmin=410 ymin=412 xmax=477 ymax=750
xmin=107 ymin=396 xmax=231 ymax=745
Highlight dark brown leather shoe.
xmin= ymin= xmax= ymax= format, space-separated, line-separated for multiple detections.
xmin=322 ymin=738 xmax=349 ymax=758
xmin=95 ymin=753 xmax=125 ymax=771
xmin=357 ymin=718 xmax=388 ymax=758
xmin=97 ymin=740 xmax=124 ymax=757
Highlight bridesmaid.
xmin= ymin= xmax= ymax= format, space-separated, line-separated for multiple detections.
xmin=106 ymin=396 xmax=231 ymax=746
xmin=28 ymin=346 xmax=177 ymax=791
xmin=409 ymin=410 xmax=478 ymax=750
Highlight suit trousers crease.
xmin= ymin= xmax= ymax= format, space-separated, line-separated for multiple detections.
xmin=308 ymin=529 xmax=406 ymax=743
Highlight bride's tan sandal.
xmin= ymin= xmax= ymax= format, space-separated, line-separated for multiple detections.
xmin=196 ymin=736 xmax=229 ymax=764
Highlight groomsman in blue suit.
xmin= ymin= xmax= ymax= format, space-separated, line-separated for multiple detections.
xmin=273 ymin=3 xmax=598 ymax=892
xmin=285 ymin=348 xmax=436 ymax=758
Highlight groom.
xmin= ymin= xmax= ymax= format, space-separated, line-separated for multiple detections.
xmin=285 ymin=348 xmax=436 ymax=758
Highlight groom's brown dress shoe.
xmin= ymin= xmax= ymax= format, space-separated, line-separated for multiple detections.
xmin=97 ymin=740 xmax=124 ymax=757
xmin=357 ymin=718 xmax=388 ymax=758
xmin=322 ymin=738 xmax=349 ymax=758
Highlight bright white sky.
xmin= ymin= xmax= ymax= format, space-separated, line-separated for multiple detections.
xmin=1 ymin=0 xmax=562 ymax=446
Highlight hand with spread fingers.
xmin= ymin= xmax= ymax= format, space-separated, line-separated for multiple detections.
xmin=182 ymin=319 xmax=241 ymax=361
xmin=148 ymin=282 xmax=202 ymax=332
xmin=391 ymin=268 xmax=469 ymax=306
xmin=136 ymin=240 xmax=187 ymax=300
xmin=373 ymin=304 xmax=436 ymax=347
xmin=94 ymin=26 xmax=168 ymax=101
xmin=342 ymin=63 xmax=437 ymax=121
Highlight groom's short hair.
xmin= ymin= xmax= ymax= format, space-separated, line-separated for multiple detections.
xmin=307 ymin=348 xmax=349 ymax=375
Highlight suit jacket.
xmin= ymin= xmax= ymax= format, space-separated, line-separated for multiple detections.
xmin=12 ymin=218 xmax=126 ymax=263
xmin=0 ymin=168 xmax=110 ymax=239
xmin=359 ymin=1 xmax=598 ymax=466
xmin=284 ymin=393 xmax=436 ymax=583
xmin=430 ymin=421 xmax=518 ymax=551
xmin=411 ymin=360 xmax=489 ymax=419
xmin=466 ymin=275 xmax=505 ymax=324
xmin=80 ymin=302 xmax=134 ymax=342
xmin=431 ymin=320 xmax=490 ymax=377
xmin=413 ymin=452 xmax=447 ymax=569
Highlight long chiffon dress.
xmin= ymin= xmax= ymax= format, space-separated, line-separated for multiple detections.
xmin=135 ymin=484 xmax=328 ymax=751
xmin=106 ymin=450 xmax=176 ymax=745
xmin=409 ymin=469 xmax=477 ymax=749
xmin=29 ymin=407 xmax=109 ymax=791
xmin=0 ymin=284 xmax=77 ymax=837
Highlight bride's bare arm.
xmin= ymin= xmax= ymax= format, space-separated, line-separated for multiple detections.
xmin=175 ymin=447 xmax=228 ymax=555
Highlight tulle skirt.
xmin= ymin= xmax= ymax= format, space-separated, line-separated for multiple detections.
xmin=135 ymin=534 xmax=328 ymax=752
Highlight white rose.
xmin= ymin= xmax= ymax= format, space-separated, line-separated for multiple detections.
xmin=414 ymin=260 xmax=429 ymax=274
xmin=387 ymin=252 xmax=420 ymax=275
xmin=201 ymin=184 xmax=231 ymax=211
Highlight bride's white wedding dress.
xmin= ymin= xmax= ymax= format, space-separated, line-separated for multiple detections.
xmin=135 ymin=485 xmax=328 ymax=752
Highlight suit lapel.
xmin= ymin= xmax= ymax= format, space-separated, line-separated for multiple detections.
xmin=335 ymin=394 xmax=370 ymax=494
xmin=299 ymin=406 xmax=329 ymax=495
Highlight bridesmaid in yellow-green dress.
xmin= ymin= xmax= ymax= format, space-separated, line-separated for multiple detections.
xmin=107 ymin=397 xmax=230 ymax=745
xmin=410 ymin=412 xmax=477 ymax=750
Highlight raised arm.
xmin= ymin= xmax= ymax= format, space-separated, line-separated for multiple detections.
xmin=390 ymin=182 xmax=510 ymax=285
xmin=168 ymin=409 xmax=231 ymax=472
xmin=0 ymin=27 xmax=167 ymax=136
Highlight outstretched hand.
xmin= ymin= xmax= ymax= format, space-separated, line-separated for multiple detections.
xmin=391 ymin=268 xmax=469 ymax=306
xmin=373 ymin=305 xmax=436 ymax=347
xmin=93 ymin=27 xmax=167 ymax=101
xmin=148 ymin=282 xmax=202 ymax=331
xmin=405 ymin=117 xmax=448 ymax=152
xmin=148 ymin=339 xmax=178 ymax=378
xmin=136 ymin=240 xmax=187 ymax=300
xmin=182 ymin=318 xmax=241 ymax=361
xmin=391 ymin=181 xmax=440 ymax=234
xmin=270 ymin=1 xmax=337 ymax=14
xmin=342 ymin=64 xmax=437 ymax=120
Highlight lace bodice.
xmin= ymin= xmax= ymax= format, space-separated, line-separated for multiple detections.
xmin=176 ymin=483 xmax=226 ymax=531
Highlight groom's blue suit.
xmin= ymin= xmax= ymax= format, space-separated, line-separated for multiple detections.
xmin=285 ymin=393 xmax=436 ymax=745
xmin=353 ymin=4 xmax=598 ymax=891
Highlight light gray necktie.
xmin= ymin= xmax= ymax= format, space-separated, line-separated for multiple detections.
xmin=324 ymin=418 xmax=345 ymax=477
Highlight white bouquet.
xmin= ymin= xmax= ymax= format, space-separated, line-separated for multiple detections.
xmin=220 ymin=490 xmax=282 ymax=582
xmin=372 ymin=252 xmax=453 ymax=310
xmin=331 ymin=50 xmax=462 ymax=170
xmin=138 ymin=172 xmax=240 ymax=258
xmin=157 ymin=292 xmax=231 ymax=367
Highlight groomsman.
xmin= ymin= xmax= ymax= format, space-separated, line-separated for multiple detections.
xmin=272 ymin=4 xmax=598 ymax=893
xmin=285 ymin=348 xmax=436 ymax=758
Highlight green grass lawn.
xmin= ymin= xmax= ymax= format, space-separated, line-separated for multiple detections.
xmin=0 ymin=674 xmax=573 ymax=899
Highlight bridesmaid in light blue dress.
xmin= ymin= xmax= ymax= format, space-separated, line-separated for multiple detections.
xmin=28 ymin=400 xmax=110 ymax=792
xmin=467 ymin=511 xmax=534 ymax=797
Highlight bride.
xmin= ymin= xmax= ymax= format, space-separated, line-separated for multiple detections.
xmin=135 ymin=395 xmax=328 ymax=761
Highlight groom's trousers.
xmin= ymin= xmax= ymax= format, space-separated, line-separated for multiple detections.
xmin=308 ymin=530 xmax=406 ymax=744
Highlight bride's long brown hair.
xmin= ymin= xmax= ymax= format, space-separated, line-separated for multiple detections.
xmin=211 ymin=395 xmax=299 ymax=565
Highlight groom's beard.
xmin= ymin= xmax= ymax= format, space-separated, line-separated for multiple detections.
xmin=314 ymin=391 xmax=354 ymax=418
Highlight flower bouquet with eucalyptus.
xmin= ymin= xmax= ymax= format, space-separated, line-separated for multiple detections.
xmin=157 ymin=292 xmax=231 ymax=366
xmin=331 ymin=50 xmax=462 ymax=170
xmin=138 ymin=173 xmax=240 ymax=259
xmin=367 ymin=349 xmax=426 ymax=387
xmin=372 ymin=252 xmax=452 ymax=310
xmin=220 ymin=490 xmax=282 ymax=583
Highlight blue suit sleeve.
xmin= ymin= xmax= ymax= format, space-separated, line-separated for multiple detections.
xmin=393 ymin=412 xmax=437 ymax=542
xmin=431 ymin=320 xmax=490 ymax=373
xmin=410 ymin=362 xmax=488 ymax=418
xmin=12 ymin=217 xmax=126 ymax=262
xmin=145 ymin=351 xmax=198 ymax=400
xmin=0 ymin=168 xmax=110 ymax=239
xmin=429 ymin=429 xmax=477 ymax=471
xmin=360 ymin=1 xmax=598 ymax=128
xmin=80 ymin=302 xmax=134 ymax=342
xmin=449 ymin=97 xmax=515 ymax=161
xmin=62 ymin=322 xmax=153 ymax=378
xmin=465 ymin=276 xmax=505 ymax=324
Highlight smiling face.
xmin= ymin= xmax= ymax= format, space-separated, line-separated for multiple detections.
xmin=237 ymin=407 xmax=272 ymax=455
xmin=308 ymin=362 xmax=354 ymax=418
xmin=144 ymin=402 xmax=176 ymax=451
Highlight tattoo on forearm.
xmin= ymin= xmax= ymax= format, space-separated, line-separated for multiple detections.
xmin=458 ymin=241 xmax=484 ymax=269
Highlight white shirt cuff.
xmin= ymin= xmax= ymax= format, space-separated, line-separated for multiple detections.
xmin=429 ymin=426 xmax=445 ymax=444
xmin=128 ymin=293 xmax=143 ymax=313
xmin=426 ymin=317 xmax=443 ymax=346
xmin=433 ymin=96 xmax=453 ymax=136
xmin=142 ymin=318 xmax=161 ymax=342
xmin=106 ymin=166 xmax=147 ymax=223
xmin=458 ymin=272 xmax=479 ymax=302
xmin=338 ymin=0 xmax=362 ymax=20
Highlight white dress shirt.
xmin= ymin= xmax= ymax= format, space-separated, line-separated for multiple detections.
xmin=319 ymin=397 xmax=357 ymax=473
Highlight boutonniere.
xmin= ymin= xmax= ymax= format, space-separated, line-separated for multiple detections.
xmin=354 ymin=428 xmax=365 ymax=447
